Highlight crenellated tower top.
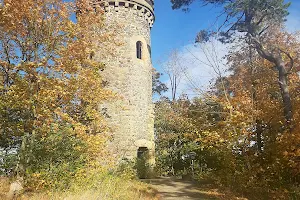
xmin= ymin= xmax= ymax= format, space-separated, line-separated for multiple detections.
xmin=91 ymin=0 xmax=155 ymax=27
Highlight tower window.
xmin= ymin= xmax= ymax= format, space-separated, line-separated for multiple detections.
xmin=147 ymin=44 xmax=151 ymax=58
xmin=136 ymin=41 xmax=142 ymax=59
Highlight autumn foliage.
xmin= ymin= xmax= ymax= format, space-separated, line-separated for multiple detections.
xmin=155 ymin=33 xmax=300 ymax=199
xmin=0 ymin=0 xmax=116 ymax=191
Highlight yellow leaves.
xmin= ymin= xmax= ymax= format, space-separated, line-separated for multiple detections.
xmin=225 ymin=104 xmax=233 ymax=110
xmin=0 ymin=0 xmax=120 ymax=192
xmin=0 ymin=0 xmax=114 ymax=164
xmin=197 ymin=130 xmax=227 ymax=149
xmin=283 ymin=151 xmax=289 ymax=156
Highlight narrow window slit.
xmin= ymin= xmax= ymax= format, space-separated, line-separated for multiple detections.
xmin=136 ymin=41 xmax=142 ymax=59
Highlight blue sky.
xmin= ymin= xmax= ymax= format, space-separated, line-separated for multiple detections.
xmin=151 ymin=0 xmax=300 ymax=97
xmin=151 ymin=1 xmax=221 ymax=63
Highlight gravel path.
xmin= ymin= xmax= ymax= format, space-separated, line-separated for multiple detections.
xmin=145 ymin=177 xmax=223 ymax=200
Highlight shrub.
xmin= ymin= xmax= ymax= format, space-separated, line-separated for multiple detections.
xmin=15 ymin=125 xmax=108 ymax=191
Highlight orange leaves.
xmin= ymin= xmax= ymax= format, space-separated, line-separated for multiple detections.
xmin=277 ymin=127 xmax=300 ymax=175
xmin=0 ymin=0 xmax=116 ymax=179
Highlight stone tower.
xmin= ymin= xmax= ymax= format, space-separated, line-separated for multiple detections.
xmin=92 ymin=0 xmax=155 ymax=163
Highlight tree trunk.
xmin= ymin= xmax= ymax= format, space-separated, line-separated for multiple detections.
xmin=254 ymin=43 xmax=294 ymax=131
xmin=277 ymin=63 xmax=293 ymax=131
xmin=256 ymin=119 xmax=263 ymax=153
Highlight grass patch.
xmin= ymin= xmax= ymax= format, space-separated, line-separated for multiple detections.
xmin=0 ymin=177 xmax=10 ymax=199
xmin=0 ymin=175 xmax=159 ymax=200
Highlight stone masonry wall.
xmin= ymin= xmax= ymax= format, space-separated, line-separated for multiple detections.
xmin=95 ymin=1 xmax=155 ymax=163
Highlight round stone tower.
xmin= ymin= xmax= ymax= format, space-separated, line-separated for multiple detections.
xmin=92 ymin=0 xmax=155 ymax=164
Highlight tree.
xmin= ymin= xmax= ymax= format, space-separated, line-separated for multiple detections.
xmin=154 ymin=96 xmax=197 ymax=176
xmin=161 ymin=50 xmax=188 ymax=101
xmin=152 ymin=68 xmax=168 ymax=96
xmin=218 ymin=45 xmax=300 ymax=197
xmin=0 ymin=0 xmax=115 ymax=188
xmin=170 ymin=0 xmax=296 ymax=131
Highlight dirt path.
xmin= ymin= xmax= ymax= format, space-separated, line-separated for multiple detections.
xmin=145 ymin=177 xmax=246 ymax=200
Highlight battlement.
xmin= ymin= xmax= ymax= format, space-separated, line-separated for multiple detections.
xmin=92 ymin=0 xmax=155 ymax=27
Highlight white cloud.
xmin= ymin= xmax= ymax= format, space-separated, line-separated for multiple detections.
xmin=161 ymin=38 xmax=230 ymax=99
xmin=159 ymin=4 xmax=300 ymax=100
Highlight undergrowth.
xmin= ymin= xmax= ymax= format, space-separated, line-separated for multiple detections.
xmin=0 ymin=173 xmax=159 ymax=200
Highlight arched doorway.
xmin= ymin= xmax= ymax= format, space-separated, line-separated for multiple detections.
xmin=137 ymin=147 xmax=149 ymax=179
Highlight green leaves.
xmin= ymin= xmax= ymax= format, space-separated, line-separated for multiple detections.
xmin=171 ymin=0 xmax=291 ymax=40
xmin=0 ymin=0 xmax=115 ymax=191
xmin=24 ymin=127 xmax=88 ymax=190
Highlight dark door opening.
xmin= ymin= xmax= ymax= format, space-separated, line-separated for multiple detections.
xmin=137 ymin=147 xmax=149 ymax=179
xmin=137 ymin=147 xmax=148 ymax=158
